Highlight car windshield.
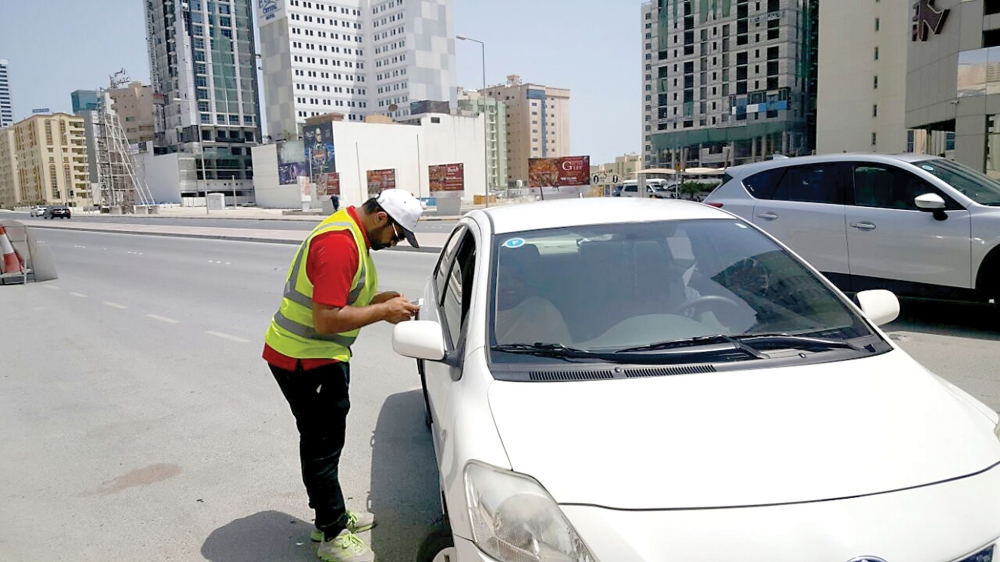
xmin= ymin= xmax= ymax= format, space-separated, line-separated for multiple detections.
xmin=913 ymin=158 xmax=1000 ymax=206
xmin=489 ymin=219 xmax=874 ymax=363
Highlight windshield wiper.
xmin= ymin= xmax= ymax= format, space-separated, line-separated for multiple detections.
xmin=491 ymin=343 xmax=596 ymax=361
xmin=615 ymin=334 xmax=766 ymax=358
xmin=616 ymin=333 xmax=865 ymax=356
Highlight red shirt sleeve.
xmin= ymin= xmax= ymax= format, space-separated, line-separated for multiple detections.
xmin=307 ymin=230 xmax=360 ymax=308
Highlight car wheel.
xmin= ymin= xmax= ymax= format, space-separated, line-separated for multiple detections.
xmin=416 ymin=518 xmax=456 ymax=562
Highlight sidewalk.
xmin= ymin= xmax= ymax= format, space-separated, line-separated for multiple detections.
xmin=26 ymin=219 xmax=450 ymax=252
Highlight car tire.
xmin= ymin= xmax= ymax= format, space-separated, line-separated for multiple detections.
xmin=416 ymin=518 xmax=456 ymax=562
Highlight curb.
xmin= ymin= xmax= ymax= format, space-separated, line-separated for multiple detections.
xmin=27 ymin=224 xmax=443 ymax=254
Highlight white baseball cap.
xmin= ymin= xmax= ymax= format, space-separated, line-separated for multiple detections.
xmin=377 ymin=189 xmax=424 ymax=247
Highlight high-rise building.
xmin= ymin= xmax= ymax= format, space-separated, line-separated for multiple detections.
xmin=257 ymin=0 xmax=457 ymax=140
xmin=0 ymin=60 xmax=13 ymax=129
xmin=0 ymin=127 xmax=17 ymax=207
xmin=481 ymin=75 xmax=570 ymax=186
xmin=457 ymin=88 xmax=507 ymax=192
xmin=5 ymin=114 xmax=91 ymax=207
xmin=642 ymin=0 xmax=818 ymax=169
xmin=145 ymin=0 xmax=262 ymax=200
xmin=71 ymin=90 xmax=101 ymax=114
xmin=108 ymin=82 xmax=156 ymax=146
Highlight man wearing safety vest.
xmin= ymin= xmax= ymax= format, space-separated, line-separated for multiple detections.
xmin=263 ymin=189 xmax=424 ymax=562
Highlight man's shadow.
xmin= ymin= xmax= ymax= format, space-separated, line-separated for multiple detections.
xmin=368 ymin=390 xmax=444 ymax=561
xmin=202 ymin=510 xmax=316 ymax=562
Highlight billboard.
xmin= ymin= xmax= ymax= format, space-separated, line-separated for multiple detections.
xmin=303 ymin=122 xmax=336 ymax=180
xmin=316 ymin=172 xmax=341 ymax=197
xmin=257 ymin=0 xmax=287 ymax=25
xmin=277 ymin=140 xmax=307 ymax=186
xmin=429 ymin=163 xmax=464 ymax=198
xmin=366 ymin=169 xmax=396 ymax=198
xmin=529 ymin=156 xmax=591 ymax=192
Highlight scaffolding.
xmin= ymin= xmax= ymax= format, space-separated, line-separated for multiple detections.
xmin=94 ymin=70 xmax=154 ymax=211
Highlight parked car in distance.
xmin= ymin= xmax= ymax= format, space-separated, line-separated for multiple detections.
xmin=705 ymin=153 xmax=1000 ymax=309
xmin=29 ymin=205 xmax=47 ymax=217
xmin=43 ymin=205 xmax=71 ymax=219
xmin=614 ymin=179 xmax=676 ymax=198
xmin=395 ymin=197 xmax=1000 ymax=562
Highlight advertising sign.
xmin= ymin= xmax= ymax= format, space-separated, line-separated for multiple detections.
xmin=277 ymin=140 xmax=307 ymax=186
xmin=529 ymin=156 xmax=591 ymax=192
xmin=366 ymin=169 xmax=396 ymax=198
xmin=316 ymin=172 xmax=341 ymax=197
xmin=298 ymin=176 xmax=312 ymax=203
xmin=303 ymin=122 xmax=336 ymax=182
xmin=429 ymin=163 xmax=464 ymax=198
xmin=258 ymin=0 xmax=287 ymax=25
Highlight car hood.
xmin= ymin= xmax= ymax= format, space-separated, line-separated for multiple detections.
xmin=487 ymin=350 xmax=1000 ymax=509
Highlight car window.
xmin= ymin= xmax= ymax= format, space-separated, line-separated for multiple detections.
xmin=769 ymin=164 xmax=845 ymax=204
xmin=489 ymin=219 xmax=873 ymax=362
xmin=434 ymin=225 xmax=466 ymax=303
xmin=742 ymin=168 xmax=785 ymax=199
xmin=852 ymin=164 xmax=959 ymax=210
xmin=912 ymin=157 xmax=1000 ymax=206
xmin=441 ymin=232 xmax=476 ymax=347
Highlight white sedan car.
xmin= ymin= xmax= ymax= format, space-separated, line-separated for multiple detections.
xmin=394 ymin=198 xmax=1000 ymax=562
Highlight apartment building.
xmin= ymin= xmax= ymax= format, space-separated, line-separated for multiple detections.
xmin=482 ymin=75 xmax=570 ymax=186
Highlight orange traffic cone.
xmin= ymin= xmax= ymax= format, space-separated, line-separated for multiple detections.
xmin=0 ymin=226 xmax=24 ymax=274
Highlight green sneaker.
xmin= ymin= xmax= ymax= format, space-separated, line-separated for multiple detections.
xmin=316 ymin=529 xmax=374 ymax=562
xmin=311 ymin=511 xmax=378 ymax=542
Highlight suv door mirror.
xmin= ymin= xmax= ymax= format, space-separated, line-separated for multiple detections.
xmin=914 ymin=192 xmax=946 ymax=210
xmin=393 ymin=320 xmax=447 ymax=362
xmin=855 ymin=289 xmax=900 ymax=326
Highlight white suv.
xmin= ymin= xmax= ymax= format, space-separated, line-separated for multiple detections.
xmin=704 ymin=154 xmax=1000 ymax=307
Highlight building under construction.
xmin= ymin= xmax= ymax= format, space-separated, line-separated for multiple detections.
xmin=92 ymin=70 xmax=155 ymax=212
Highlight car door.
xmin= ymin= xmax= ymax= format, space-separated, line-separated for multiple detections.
xmin=846 ymin=162 xmax=972 ymax=291
xmin=423 ymin=225 xmax=478 ymax=456
xmin=751 ymin=162 xmax=851 ymax=281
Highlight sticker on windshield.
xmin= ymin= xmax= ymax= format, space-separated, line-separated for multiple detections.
xmin=503 ymin=238 xmax=526 ymax=249
xmin=735 ymin=223 xmax=748 ymax=229
xmin=921 ymin=164 xmax=934 ymax=171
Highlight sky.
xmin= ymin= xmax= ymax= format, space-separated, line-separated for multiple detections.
xmin=0 ymin=0 xmax=641 ymax=164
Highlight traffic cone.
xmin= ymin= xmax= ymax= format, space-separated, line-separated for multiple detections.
xmin=0 ymin=226 xmax=24 ymax=274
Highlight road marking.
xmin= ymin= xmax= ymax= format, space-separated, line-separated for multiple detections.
xmin=147 ymin=314 xmax=179 ymax=324
xmin=44 ymin=285 xmax=59 ymax=290
xmin=70 ymin=292 xmax=88 ymax=298
xmin=206 ymin=331 xmax=250 ymax=343
xmin=103 ymin=301 xmax=128 ymax=310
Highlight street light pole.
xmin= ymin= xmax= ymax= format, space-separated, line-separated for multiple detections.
xmin=457 ymin=35 xmax=490 ymax=208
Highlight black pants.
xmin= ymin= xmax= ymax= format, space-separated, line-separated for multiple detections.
xmin=270 ymin=361 xmax=351 ymax=537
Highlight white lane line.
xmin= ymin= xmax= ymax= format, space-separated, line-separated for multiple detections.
xmin=44 ymin=285 xmax=59 ymax=290
xmin=147 ymin=314 xmax=179 ymax=324
xmin=103 ymin=301 xmax=128 ymax=310
xmin=206 ymin=331 xmax=250 ymax=343
xmin=70 ymin=292 xmax=89 ymax=298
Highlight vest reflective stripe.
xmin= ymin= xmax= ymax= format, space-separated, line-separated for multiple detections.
xmin=264 ymin=209 xmax=378 ymax=362
xmin=271 ymin=309 xmax=355 ymax=346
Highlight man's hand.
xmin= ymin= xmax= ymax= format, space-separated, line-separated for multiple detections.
xmin=382 ymin=297 xmax=420 ymax=324
xmin=370 ymin=291 xmax=401 ymax=305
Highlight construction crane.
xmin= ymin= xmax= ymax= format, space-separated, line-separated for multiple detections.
xmin=93 ymin=69 xmax=155 ymax=212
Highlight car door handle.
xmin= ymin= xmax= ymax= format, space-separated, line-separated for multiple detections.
xmin=850 ymin=221 xmax=877 ymax=231
xmin=756 ymin=212 xmax=779 ymax=220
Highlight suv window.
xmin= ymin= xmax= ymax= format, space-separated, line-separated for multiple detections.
xmin=852 ymin=164 xmax=960 ymax=210
xmin=441 ymin=233 xmax=476 ymax=347
xmin=742 ymin=168 xmax=785 ymax=199
xmin=770 ymin=164 xmax=845 ymax=204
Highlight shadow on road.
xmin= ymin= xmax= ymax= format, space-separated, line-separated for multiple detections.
xmin=884 ymin=298 xmax=1000 ymax=341
xmin=201 ymin=510 xmax=315 ymax=562
xmin=369 ymin=390 xmax=444 ymax=562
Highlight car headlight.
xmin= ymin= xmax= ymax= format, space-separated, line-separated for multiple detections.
xmin=465 ymin=461 xmax=598 ymax=562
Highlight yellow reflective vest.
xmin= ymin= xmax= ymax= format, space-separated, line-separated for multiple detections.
xmin=264 ymin=209 xmax=378 ymax=362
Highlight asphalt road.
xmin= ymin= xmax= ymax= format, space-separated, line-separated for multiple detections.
xmin=1 ymin=229 xmax=442 ymax=562
xmin=2 ymin=229 xmax=999 ymax=561
xmin=4 ymin=211 xmax=459 ymax=234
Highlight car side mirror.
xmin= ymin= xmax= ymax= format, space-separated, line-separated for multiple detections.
xmin=914 ymin=192 xmax=946 ymax=210
xmin=855 ymin=289 xmax=900 ymax=327
xmin=393 ymin=320 xmax=447 ymax=362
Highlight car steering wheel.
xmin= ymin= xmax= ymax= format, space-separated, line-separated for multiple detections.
xmin=671 ymin=294 xmax=743 ymax=316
